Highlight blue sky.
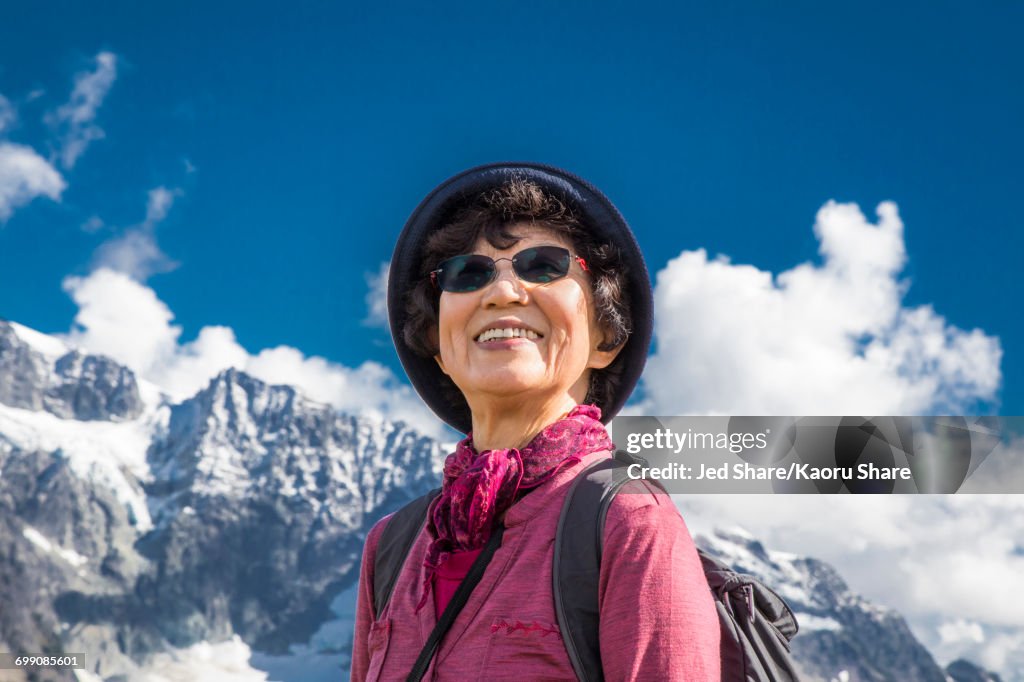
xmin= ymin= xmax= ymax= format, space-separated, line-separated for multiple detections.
xmin=1 ymin=0 xmax=1021 ymax=418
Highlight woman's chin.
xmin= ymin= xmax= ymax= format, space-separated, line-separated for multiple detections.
xmin=461 ymin=373 xmax=551 ymax=400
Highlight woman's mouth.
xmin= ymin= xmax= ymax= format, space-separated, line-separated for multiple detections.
xmin=475 ymin=327 xmax=541 ymax=343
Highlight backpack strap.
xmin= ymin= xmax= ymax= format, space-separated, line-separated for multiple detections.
xmin=554 ymin=451 xmax=644 ymax=682
xmin=373 ymin=488 xmax=441 ymax=620
xmin=406 ymin=524 xmax=506 ymax=681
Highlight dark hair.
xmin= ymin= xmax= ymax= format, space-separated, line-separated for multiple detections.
xmin=402 ymin=176 xmax=633 ymax=413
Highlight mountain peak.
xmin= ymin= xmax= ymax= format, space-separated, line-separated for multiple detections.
xmin=0 ymin=319 xmax=144 ymax=421
xmin=1 ymin=320 xmax=69 ymax=359
xmin=947 ymin=658 xmax=1004 ymax=682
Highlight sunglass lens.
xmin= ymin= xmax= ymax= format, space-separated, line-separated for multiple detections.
xmin=514 ymin=246 xmax=571 ymax=283
xmin=439 ymin=254 xmax=495 ymax=292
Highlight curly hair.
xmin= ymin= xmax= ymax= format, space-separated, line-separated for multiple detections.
xmin=402 ymin=176 xmax=633 ymax=414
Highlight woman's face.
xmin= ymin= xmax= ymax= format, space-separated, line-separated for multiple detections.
xmin=433 ymin=223 xmax=622 ymax=410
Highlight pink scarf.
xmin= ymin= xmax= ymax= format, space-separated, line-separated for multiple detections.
xmin=417 ymin=403 xmax=613 ymax=611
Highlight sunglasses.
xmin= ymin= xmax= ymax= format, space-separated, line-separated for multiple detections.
xmin=430 ymin=245 xmax=589 ymax=293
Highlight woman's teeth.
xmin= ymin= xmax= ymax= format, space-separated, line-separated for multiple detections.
xmin=477 ymin=328 xmax=540 ymax=342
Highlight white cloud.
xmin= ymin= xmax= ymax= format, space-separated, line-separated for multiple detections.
xmin=975 ymin=630 xmax=1024 ymax=678
xmin=0 ymin=142 xmax=66 ymax=222
xmin=80 ymin=215 xmax=104 ymax=233
xmin=92 ymin=228 xmax=178 ymax=280
xmin=939 ymin=619 xmax=985 ymax=646
xmin=246 ymin=345 xmax=433 ymax=428
xmin=644 ymin=200 xmax=1001 ymax=415
xmin=144 ymin=186 xmax=177 ymax=226
xmin=362 ymin=261 xmax=390 ymax=328
xmin=926 ymin=620 xmax=1024 ymax=678
xmin=63 ymin=268 xmax=179 ymax=373
xmin=92 ymin=186 xmax=181 ymax=280
xmin=46 ymin=51 xmax=117 ymax=169
xmin=0 ymin=94 xmax=15 ymax=134
xmin=898 ymin=495 xmax=1024 ymax=628
xmin=136 ymin=634 xmax=268 ymax=682
xmin=646 ymin=200 xmax=1015 ymax=678
xmin=60 ymin=268 xmax=445 ymax=439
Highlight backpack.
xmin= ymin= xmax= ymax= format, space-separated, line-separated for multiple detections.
xmin=372 ymin=451 xmax=802 ymax=681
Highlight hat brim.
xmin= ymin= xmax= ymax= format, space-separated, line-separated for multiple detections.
xmin=388 ymin=162 xmax=653 ymax=435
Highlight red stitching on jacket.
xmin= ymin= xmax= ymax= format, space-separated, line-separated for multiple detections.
xmin=490 ymin=619 xmax=561 ymax=637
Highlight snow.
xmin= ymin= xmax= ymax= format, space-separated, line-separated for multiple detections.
xmin=8 ymin=321 xmax=69 ymax=359
xmin=0 ymin=400 xmax=168 ymax=532
xmin=723 ymin=524 xmax=755 ymax=540
xmin=694 ymin=526 xmax=822 ymax=614
xmin=249 ymin=581 xmax=358 ymax=681
xmin=135 ymin=636 xmax=269 ymax=682
xmin=794 ymin=612 xmax=843 ymax=632
xmin=22 ymin=525 xmax=88 ymax=568
xmin=194 ymin=443 xmax=257 ymax=497
xmin=137 ymin=375 xmax=169 ymax=413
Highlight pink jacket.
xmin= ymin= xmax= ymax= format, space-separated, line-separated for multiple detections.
xmin=350 ymin=449 xmax=721 ymax=681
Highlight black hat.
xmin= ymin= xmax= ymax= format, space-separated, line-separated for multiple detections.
xmin=388 ymin=162 xmax=653 ymax=434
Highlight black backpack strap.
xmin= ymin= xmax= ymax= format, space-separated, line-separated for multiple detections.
xmin=553 ymin=451 xmax=642 ymax=682
xmin=406 ymin=525 xmax=506 ymax=681
xmin=373 ymin=488 xmax=441 ymax=620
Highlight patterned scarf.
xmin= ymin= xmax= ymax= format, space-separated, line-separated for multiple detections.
xmin=417 ymin=403 xmax=613 ymax=611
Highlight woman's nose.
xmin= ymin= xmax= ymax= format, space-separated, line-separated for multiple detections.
xmin=481 ymin=261 xmax=528 ymax=306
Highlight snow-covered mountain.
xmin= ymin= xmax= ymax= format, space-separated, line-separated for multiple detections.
xmin=1 ymin=319 xmax=444 ymax=680
xmin=0 ymin=320 xmax=1005 ymax=681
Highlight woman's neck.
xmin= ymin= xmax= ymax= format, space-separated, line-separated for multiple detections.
xmin=468 ymin=393 xmax=580 ymax=452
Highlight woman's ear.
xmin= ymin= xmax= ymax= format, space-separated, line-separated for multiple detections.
xmin=588 ymin=343 xmax=624 ymax=371
xmin=430 ymin=326 xmax=449 ymax=375
xmin=434 ymin=353 xmax=449 ymax=376
xmin=588 ymin=326 xmax=625 ymax=371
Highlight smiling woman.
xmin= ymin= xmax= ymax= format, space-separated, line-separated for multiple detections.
xmin=401 ymin=176 xmax=634 ymax=434
xmin=350 ymin=163 xmax=721 ymax=681
xmin=432 ymin=225 xmax=623 ymax=453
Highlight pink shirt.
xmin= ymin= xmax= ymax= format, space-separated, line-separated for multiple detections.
xmin=350 ymin=450 xmax=721 ymax=681
xmin=433 ymin=548 xmax=483 ymax=615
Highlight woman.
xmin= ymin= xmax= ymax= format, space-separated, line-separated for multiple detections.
xmin=352 ymin=163 xmax=720 ymax=680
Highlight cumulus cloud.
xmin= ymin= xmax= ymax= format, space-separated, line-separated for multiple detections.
xmin=647 ymin=200 xmax=1015 ymax=677
xmin=92 ymin=186 xmax=180 ymax=280
xmin=0 ymin=142 xmax=66 ymax=222
xmin=60 ymin=268 xmax=444 ymax=439
xmin=63 ymin=268 xmax=178 ymax=373
xmin=46 ymin=51 xmax=117 ymax=169
xmin=363 ymin=261 xmax=390 ymax=328
xmin=644 ymin=200 xmax=1001 ymax=415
